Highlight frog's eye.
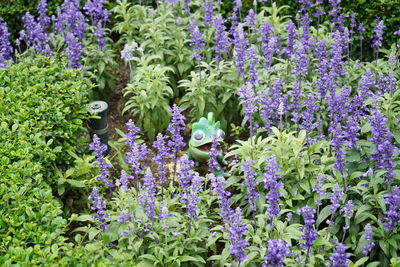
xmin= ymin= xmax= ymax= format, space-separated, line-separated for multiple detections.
xmin=193 ymin=130 xmax=205 ymax=142
xmin=217 ymin=129 xmax=225 ymax=139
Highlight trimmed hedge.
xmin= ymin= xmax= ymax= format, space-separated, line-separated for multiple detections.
xmin=0 ymin=55 xmax=90 ymax=264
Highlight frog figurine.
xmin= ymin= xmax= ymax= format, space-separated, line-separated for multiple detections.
xmin=188 ymin=113 xmax=227 ymax=175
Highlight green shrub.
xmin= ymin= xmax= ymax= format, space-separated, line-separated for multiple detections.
xmin=0 ymin=55 xmax=91 ymax=264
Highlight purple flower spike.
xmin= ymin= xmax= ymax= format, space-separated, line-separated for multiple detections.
xmin=371 ymin=17 xmax=385 ymax=52
xmin=152 ymin=133 xmax=170 ymax=185
xmin=116 ymin=170 xmax=132 ymax=192
xmin=329 ymin=184 xmax=344 ymax=213
xmin=262 ymin=239 xmax=291 ymax=267
xmin=88 ymin=187 xmax=111 ymax=231
xmin=139 ymin=168 xmax=157 ymax=221
xmin=203 ymin=1 xmax=214 ymax=25
xmin=362 ymin=223 xmax=375 ymax=255
xmin=383 ymin=186 xmax=400 ymax=232
xmin=167 ymin=104 xmax=186 ymax=179
xmin=178 ymin=155 xmax=203 ymax=221
xmin=244 ymin=9 xmax=257 ymax=28
xmin=19 ymin=12 xmax=51 ymax=56
xmin=330 ymin=243 xmax=350 ymax=267
xmin=264 ymin=157 xmax=283 ymax=223
xmin=89 ymin=134 xmax=113 ymax=189
xmin=211 ymin=15 xmax=230 ymax=61
xmin=37 ymin=0 xmax=51 ymax=29
xmin=229 ymin=207 xmax=249 ymax=263
xmin=285 ymin=20 xmax=297 ymax=58
xmin=232 ymin=23 xmax=249 ymax=76
xmin=84 ymin=0 xmax=110 ymax=49
xmin=0 ymin=17 xmax=13 ymax=68
xmin=296 ymin=206 xmax=318 ymax=252
xmin=65 ymin=32 xmax=83 ymax=68
xmin=187 ymin=19 xmax=205 ymax=61
xmin=313 ymin=174 xmax=327 ymax=205
xmin=210 ymin=173 xmax=233 ymax=219
xmin=125 ymin=119 xmax=149 ymax=193
xmin=238 ymin=82 xmax=258 ymax=137
xmin=117 ymin=210 xmax=134 ymax=224
xmin=208 ymin=134 xmax=222 ymax=174
xmin=369 ymin=111 xmax=397 ymax=185
xmin=241 ymin=160 xmax=260 ymax=213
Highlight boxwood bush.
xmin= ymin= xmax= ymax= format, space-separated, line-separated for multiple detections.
xmin=0 ymin=55 xmax=91 ymax=264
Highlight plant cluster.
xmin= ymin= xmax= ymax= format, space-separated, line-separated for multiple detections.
xmin=0 ymin=55 xmax=91 ymax=264
xmin=74 ymin=0 xmax=400 ymax=266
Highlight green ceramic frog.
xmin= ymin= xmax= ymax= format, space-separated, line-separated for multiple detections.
xmin=188 ymin=113 xmax=226 ymax=170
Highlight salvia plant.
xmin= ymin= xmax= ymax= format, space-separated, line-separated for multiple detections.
xmin=2 ymin=0 xmax=400 ymax=266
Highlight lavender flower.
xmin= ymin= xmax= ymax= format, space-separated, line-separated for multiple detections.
xmin=247 ymin=44 xmax=260 ymax=86
xmin=313 ymin=174 xmax=327 ymax=205
xmin=184 ymin=172 xmax=203 ymax=221
xmin=358 ymin=23 xmax=366 ymax=40
xmin=89 ymin=134 xmax=113 ymax=189
xmin=187 ymin=19 xmax=205 ymax=60
xmin=167 ymin=104 xmax=186 ymax=179
xmin=371 ymin=18 xmax=385 ymax=52
xmin=369 ymin=110 xmax=398 ymax=185
xmin=203 ymin=1 xmax=214 ymax=25
xmin=259 ymin=79 xmax=285 ymax=131
xmin=296 ymin=206 xmax=318 ymax=253
xmin=120 ymin=41 xmax=138 ymax=62
xmin=54 ymin=0 xmax=86 ymax=67
xmin=290 ymin=41 xmax=309 ymax=124
xmin=54 ymin=0 xmax=86 ymax=40
xmin=330 ymin=243 xmax=350 ymax=267
xmin=238 ymin=82 xmax=258 ymax=137
xmin=330 ymin=184 xmax=344 ymax=213
xmin=139 ymin=168 xmax=157 ymax=221
xmin=0 ymin=18 xmax=13 ymax=68
xmin=228 ymin=207 xmax=249 ymax=263
xmin=88 ymin=187 xmax=111 ymax=231
xmin=244 ymin=9 xmax=257 ymax=28
xmin=152 ymin=133 xmax=170 ymax=185
xmin=211 ymin=15 xmax=230 ymax=61
xmin=37 ymin=0 xmax=51 ymax=29
xmin=208 ymin=134 xmax=222 ymax=174
xmin=117 ymin=210 xmax=134 ymax=224
xmin=285 ymin=20 xmax=296 ymax=58
xmin=116 ymin=170 xmax=132 ymax=192
xmin=158 ymin=201 xmax=173 ymax=221
xmin=19 ymin=12 xmax=51 ymax=55
xmin=178 ymin=155 xmax=203 ymax=220
xmin=232 ymin=23 xmax=249 ymax=76
xmin=241 ymin=160 xmax=260 ymax=213
xmin=383 ymin=186 xmax=400 ymax=232
xmin=65 ymin=32 xmax=82 ymax=68
xmin=362 ymin=223 xmax=375 ymax=255
xmin=263 ymin=35 xmax=280 ymax=70
xmin=264 ymin=157 xmax=283 ymax=222
xmin=301 ymin=93 xmax=321 ymax=138
xmin=260 ymin=20 xmax=274 ymax=54
xmin=210 ymin=173 xmax=233 ymax=219
xmin=125 ymin=119 xmax=149 ymax=193
xmin=84 ymin=0 xmax=110 ymax=49
xmin=340 ymin=200 xmax=355 ymax=220
xmin=262 ymin=239 xmax=291 ymax=267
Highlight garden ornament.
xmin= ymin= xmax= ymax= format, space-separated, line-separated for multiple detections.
xmin=188 ymin=112 xmax=227 ymax=175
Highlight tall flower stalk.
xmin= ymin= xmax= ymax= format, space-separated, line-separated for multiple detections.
xmin=167 ymin=105 xmax=186 ymax=184
xmin=89 ymin=134 xmax=113 ymax=189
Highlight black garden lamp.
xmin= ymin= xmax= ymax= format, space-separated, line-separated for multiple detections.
xmin=88 ymin=100 xmax=110 ymax=154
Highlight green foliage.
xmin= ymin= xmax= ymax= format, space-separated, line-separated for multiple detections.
xmin=0 ymin=55 xmax=91 ymax=264
xmin=123 ymin=54 xmax=174 ymax=140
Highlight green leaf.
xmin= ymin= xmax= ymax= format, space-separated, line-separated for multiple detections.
xmin=66 ymin=179 xmax=85 ymax=188
xmin=317 ymin=205 xmax=332 ymax=227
